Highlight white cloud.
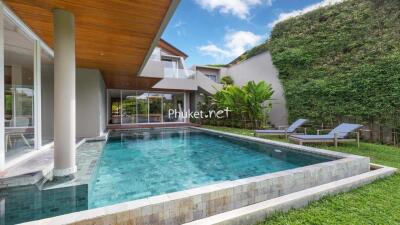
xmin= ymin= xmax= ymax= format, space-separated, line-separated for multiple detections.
xmin=268 ymin=0 xmax=345 ymax=28
xmin=198 ymin=31 xmax=263 ymax=60
xmin=195 ymin=0 xmax=266 ymax=19
xmin=198 ymin=44 xmax=230 ymax=60
xmin=173 ymin=20 xmax=187 ymax=36
xmin=173 ymin=20 xmax=185 ymax=28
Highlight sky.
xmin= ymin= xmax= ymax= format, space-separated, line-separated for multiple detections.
xmin=162 ymin=0 xmax=344 ymax=67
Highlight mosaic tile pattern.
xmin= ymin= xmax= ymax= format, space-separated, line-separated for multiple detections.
xmin=0 ymin=141 xmax=105 ymax=225
xmin=0 ymin=184 xmax=88 ymax=225
xmin=43 ymin=141 xmax=105 ymax=190
xmin=89 ymin=128 xmax=331 ymax=208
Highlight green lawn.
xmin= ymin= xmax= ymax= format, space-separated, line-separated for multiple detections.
xmin=202 ymin=125 xmax=400 ymax=225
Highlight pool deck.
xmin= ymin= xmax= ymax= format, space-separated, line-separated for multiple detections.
xmin=0 ymin=138 xmax=104 ymax=189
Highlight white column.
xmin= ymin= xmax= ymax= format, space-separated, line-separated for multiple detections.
xmin=184 ymin=92 xmax=190 ymax=123
xmin=0 ymin=3 xmax=5 ymax=170
xmin=53 ymin=9 xmax=76 ymax=177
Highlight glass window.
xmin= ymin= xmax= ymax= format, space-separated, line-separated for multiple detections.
xmin=206 ymin=74 xmax=217 ymax=82
xmin=148 ymin=93 xmax=162 ymax=123
xmin=107 ymin=91 xmax=185 ymax=124
xmin=122 ymin=90 xmax=136 ymax=124
xmin=108 ymin=90 xmax=121 ymax=124
xmin=136 ymin=92 xmax=148 ymax=123
xmin=161 ymin=58 xmax=178 ymax=69
xmin=4 ymin=16 xmax=35 ymax=160
xmin=162 ymin=93 xmax=184 ymax=122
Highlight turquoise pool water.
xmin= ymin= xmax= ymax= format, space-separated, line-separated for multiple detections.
xmin=89 ymin=128 xmax=331 ymax=208
xmin=0 ymin=128 xmax=332 ymax=224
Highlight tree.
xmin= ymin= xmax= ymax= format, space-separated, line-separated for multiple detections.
xmin=220 ymin=75 xmax=234 ymax=87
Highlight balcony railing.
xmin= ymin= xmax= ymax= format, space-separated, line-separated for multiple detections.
xmin=164 ymin=67 xmax=195 ymax=79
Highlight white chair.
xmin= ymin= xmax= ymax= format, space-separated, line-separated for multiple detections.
xmin=5 ymin=117 xmax=32 ymax=152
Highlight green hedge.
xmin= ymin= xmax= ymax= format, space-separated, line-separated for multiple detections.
xmin=265 ymin=0 xmax=400 ymax=127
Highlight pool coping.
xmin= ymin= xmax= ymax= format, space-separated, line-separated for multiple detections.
xmin=183 ymin=164 xmax=397 ymax=225
xmin=20 ymin=126 xmax=373 ymax=225
xmin=191 ymin=127 xmax=360 ymax=160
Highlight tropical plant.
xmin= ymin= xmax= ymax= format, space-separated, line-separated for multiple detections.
xmin=205 ymin=81 xmax=274 ymax=128
xmin=242 ymin=81 xmax=274 ymax=128
xmin=220 ymin=75 xmax=234 ymax=87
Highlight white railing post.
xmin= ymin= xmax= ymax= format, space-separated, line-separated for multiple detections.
xmin=34 ymin=40 xmax=42 ymax=149
xmin=0 ymin=2 xmax=5 ymax=170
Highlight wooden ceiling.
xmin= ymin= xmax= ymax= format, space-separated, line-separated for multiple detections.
xmin=4 ymin=0 xmax=176 ymax=90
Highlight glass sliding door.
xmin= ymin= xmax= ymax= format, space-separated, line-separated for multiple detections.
xmin=162 ymin=93 xmax=184 ymax=122
xmin=136 ymin=92 xmax=148 ymax=123
xmin=4 ymin=15 xmax=35 ymax=160
xmin=121 ymin=90 xmax=136 ymax=124
xmin=107 ymin=90 xmax=186 ymax=125
xmin=148 ymin=93 xmax=162 ymax=123
xmin=108 ymin=90 xmax=121 ymax=124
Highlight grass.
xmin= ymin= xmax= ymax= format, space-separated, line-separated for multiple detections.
xmin=203 ymin=125 xmax=400 ymax=224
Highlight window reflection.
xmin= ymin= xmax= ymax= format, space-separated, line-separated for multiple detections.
xmin=136 ymin=92 xmax=148 ymax=123
xmin=108 ymin=91 xmax=185 ymax=124
xmin=122 ymin=91 xmax=136 ymax=124
xmin=149 ymin=93 xmax=162 ymax=123
xmin=4 ymin=16 xmax=35 ymax=160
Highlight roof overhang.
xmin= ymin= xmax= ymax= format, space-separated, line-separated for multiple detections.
xmin=3 ymin=0 xmax=180 ymax=90
xmin=157 ymin=38 xmax=188 ymax=59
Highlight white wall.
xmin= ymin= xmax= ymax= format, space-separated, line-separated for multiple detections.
xmin=226 ymin=52 xmax=288 ymax=126
xmin=76 ymin=68 xmax=106 ymax=138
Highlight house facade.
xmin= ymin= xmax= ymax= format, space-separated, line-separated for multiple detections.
xmin=0 ymin=0 xmax=187 ymax=175
xmin=191 ymin=53 xmax=288 ymax=127
xmin=0 ymin=0 xmax=286 ymax=178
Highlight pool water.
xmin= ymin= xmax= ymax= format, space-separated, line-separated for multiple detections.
xmin=89 ymin=128 xmax=331 ymax=208
xmin=0 ymin=128 xmax=332 ymax=224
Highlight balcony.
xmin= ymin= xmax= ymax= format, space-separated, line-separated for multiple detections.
xmin=140 ymin=59 xmax=195 ymax=80
xmin=164 ymin=67 xmax=195 ymax=79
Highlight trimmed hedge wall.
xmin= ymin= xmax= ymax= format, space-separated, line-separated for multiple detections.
xmin=266 ymin=0 xmax=400 ymax=128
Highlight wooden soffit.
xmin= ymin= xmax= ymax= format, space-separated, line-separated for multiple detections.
xmin=4 ymin=0 xmax=178 ymax=90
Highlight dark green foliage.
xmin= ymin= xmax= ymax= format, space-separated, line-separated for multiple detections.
xmin=206 ymin=64 xmax=227 ymax=68
xmin=237 ymin=41 xmax=269 ymax=62
xmin=267 ymin=0 xmax=400 ymax=127
xmin=220 ymin=75 xmax=234 ymax=87
xmin=198 ymin=81 xmax=274 ymax=128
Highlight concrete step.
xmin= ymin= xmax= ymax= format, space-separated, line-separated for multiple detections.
xmin=0 ymin=149 xmax=53 ymax=188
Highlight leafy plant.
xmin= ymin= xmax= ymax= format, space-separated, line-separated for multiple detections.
xmin=220 ymin=75 xmax=234 ymax=87
xmin=242 ymin=0 xmax=400 ymax=136
xmin=203 ymin=81 xmax=274 ymax=128
xmin=243 ymin=81 xmax=274 ymax=128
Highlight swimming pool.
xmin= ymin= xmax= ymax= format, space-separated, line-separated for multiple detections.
xmin=89 ymin=128 xmax=331 ymax=208
xmin=3 ymin=127 xmax=370 ymax=225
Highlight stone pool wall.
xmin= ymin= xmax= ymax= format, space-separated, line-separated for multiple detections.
xmin=25 ymin=133 xmax=370 ymax=225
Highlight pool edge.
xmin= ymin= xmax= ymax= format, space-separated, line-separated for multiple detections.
xmin=18 ymin=126 xmax=375 ymax=225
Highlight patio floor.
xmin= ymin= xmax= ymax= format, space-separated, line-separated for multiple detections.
xmin=0 ymin=138 xmax=104 ymax=189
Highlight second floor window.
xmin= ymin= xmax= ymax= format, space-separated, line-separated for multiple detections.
xmin=162 ymin=58 xmax=178 ymax=69
xmin=206 ymin=74 xmax=217 ymax=82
